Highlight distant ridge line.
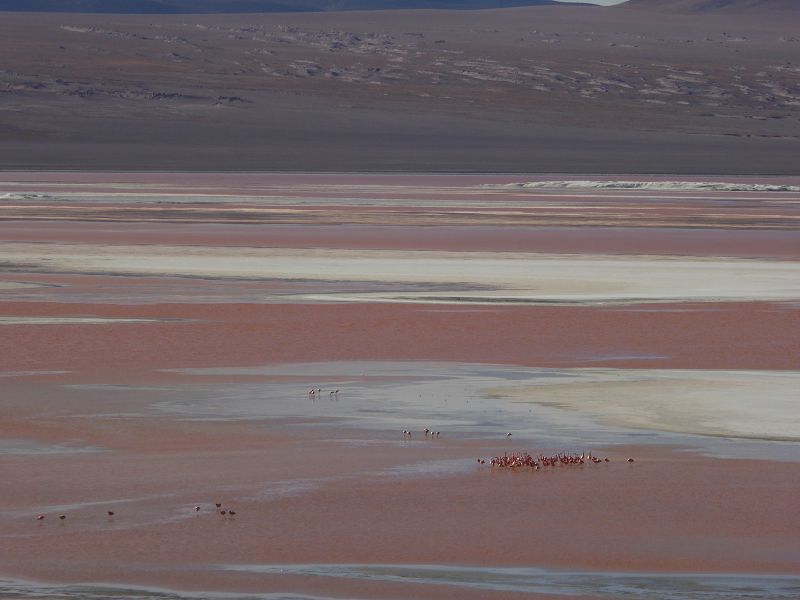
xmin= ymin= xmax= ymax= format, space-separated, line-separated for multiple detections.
xmin=618 ymin=0 xmax=800 ymax=13
xmin=0 ymin=0 xmax=592 ymax=14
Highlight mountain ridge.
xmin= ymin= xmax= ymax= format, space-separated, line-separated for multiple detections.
xmin=619 ymin=0 xmax=800 ymax=12
xmin=0 ymin=0 xmax=587 ymax=13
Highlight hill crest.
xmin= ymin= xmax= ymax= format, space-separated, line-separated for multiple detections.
xmin=0 ymin=0 xmax=585 ymax=14
xmin=619 ymin=0 xmax=800 ymax=12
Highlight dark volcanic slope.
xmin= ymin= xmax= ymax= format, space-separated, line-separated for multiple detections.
xmin=0 ymin=0 xmax=569 ymax=13
xmin=621 ymin=0 xmax=800 ymax=12
xmin=0 ymin=6 xmax=798 ymax=173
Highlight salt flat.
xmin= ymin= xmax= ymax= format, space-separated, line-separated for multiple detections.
xmin=1 ymin=172 xmax=798 ymax=598
xmin=3 ymin=242 xmax=798 ymax=305
xmin=0 ymin=316 xmax=164 ymax=325
xmin=161 ymin=361 xmax=800 ymax=446
xmin=487 ymin=368 xmax=800 ymax=442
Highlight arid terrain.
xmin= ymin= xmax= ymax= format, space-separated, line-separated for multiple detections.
xmin=1 ymin=172 xmax=799 ymax=599
xmin=1 ymin=1 xmax=799 ymax=171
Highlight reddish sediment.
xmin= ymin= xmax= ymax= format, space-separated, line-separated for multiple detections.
xmin=3 ymin=171 xmax=799 ymax=233
xmin=1 ymin=222 xmax=798 ymax=258
xmin=2 ymin=172 xmax=798 ymax=597
xmin=2 ymin=198 xmax=798 ymax=229
xmin=0 ymin=434 xmax=797 ymax=594
xmin=0 ymin=301 xmax=796 ymax=380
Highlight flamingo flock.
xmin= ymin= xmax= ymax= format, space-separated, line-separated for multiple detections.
xmin=36 ymin=513 xmax=71 ymax=521
xmin=213 ymin=503 xmax=237 ymax=517
xmin=33 ymin=503 xmax=238 ymax=522
xmin=308 ymin=388 xmax=339 ymax=400
xmin=481 ymin=451 xmax=632 ymax=469
xmin=403 ymin=428 xmax=441 ymax=438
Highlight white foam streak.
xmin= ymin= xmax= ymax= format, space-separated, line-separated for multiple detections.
xmin=492 ymin=181 xmax=800 ymax=192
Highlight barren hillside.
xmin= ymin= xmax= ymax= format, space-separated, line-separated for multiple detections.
xmin=1 ymin=4 xmax=798 ymax=172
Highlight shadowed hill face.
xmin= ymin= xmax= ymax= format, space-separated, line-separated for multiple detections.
xmin=0 ymin=0 xmax=576 ymax=13
xmin=620 ymin=0 xmax=799 ymax=12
